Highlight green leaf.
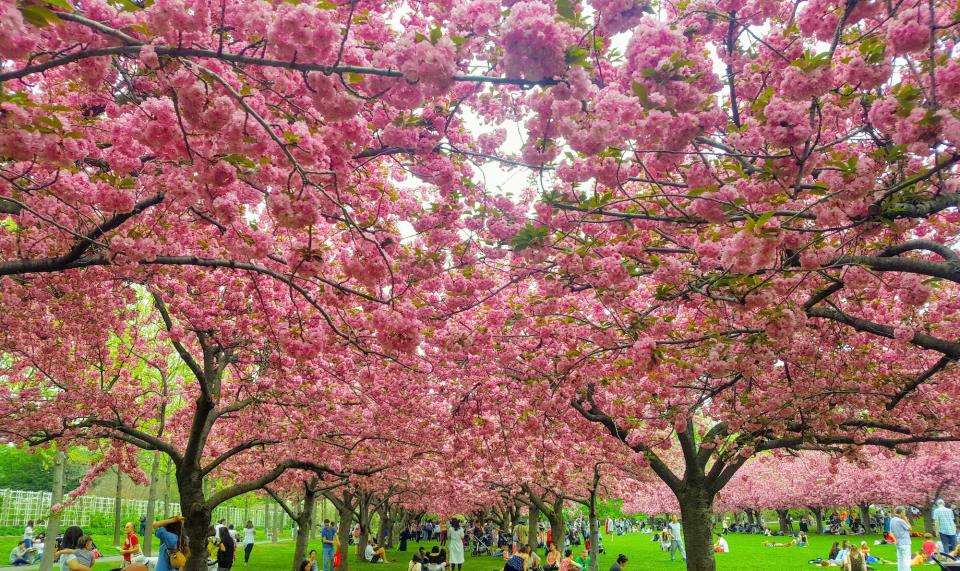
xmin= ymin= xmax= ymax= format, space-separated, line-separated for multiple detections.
xmin=221 ymin=154 xmax=257 ymax=168
xmin=108 ymin=0 xmax=150 ymax=11
xmin=556 ymin=0 xmax=575 ymax=20
xmin=510 ymin=223 xmax=550 ymax=251
xmin=754 ymin=210 xmax=775 ymax=229
xmin=346 ymin=72 xmax=365 ymax=84
xmin=317 ymin=0 xmax=339 ymax=8
xmin=631 ymin=80 xmax=648 ymax=101
xmin=430 ymin=27 xmax=442 ymax=45
xmin=450 ymin=34 xmax=467 ymax=46
xmin=564 ymin=45 xmax=589 ymax=67
xmin=36 ymin=115 xmax=63 ymax=131
xmin=43 ymin=0 xmax=74 ymax=9
xmin=19 ymin=5 xmax=60 ymax=27
xmin=414 ymin=31 xmax=428 ymax=43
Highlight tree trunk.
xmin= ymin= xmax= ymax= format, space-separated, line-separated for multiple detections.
xmin=292 ymin=488 xmax=317 ymax=571
xmin=337 ymin=492 xmax=354 ymax=571
xmin=38 ymin=452 xmax=65 ymax=571
xmin=356 ymin=495 xmax=371 ymax=562
xmin=587 ymin=495 xmax=599 ymax=571
xmin=267 ymin=503 xmax=274 ymax=542
xmin=859 ymin=504 xmax=870 ymax=533
xmin=114 ymin=467 xmax=125 ymax=546
xmin=776 ymin=509 xmax=791 ymax=534
xmin=179 ymin=469 xmax=213 ymax=571
xmin=923 ymin=507 xmax=935 ymax=534
xmin=548 ymin=497 xmax=564 ymax=550
xmin=162 ymin=456 xmax=173 ymax=519
xmin=144 ymin=451 xmax=162 ymax=556
xmin=378 ymin=504 xmax=392 ymax=547
xmin=809 ymin=507 xmax=823 ymax=534
xmin=677 ymin=488 xmax=716 ymax=571
xmin=528 ymin=504 xmax=540 ymax=553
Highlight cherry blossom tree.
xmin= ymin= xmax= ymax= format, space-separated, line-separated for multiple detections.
xmin=5 ymin=2 xmax=960 ymax=571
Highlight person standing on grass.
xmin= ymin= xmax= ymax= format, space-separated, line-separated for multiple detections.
xmin=241 ymin=521 xmax=255 ymax=566
xmin=934 ymin=499 xmax=958 ymax=555
xmin=321 ymin=519 xmax=337 ymax=571
xmin=891 ymin=506 xmax=912 ymax=571
xmin=217 ymin=526 xmax=236 ymax=571
xmin=447 ymin=518 xmax=465 ymax=571
xmin=667 ymin=515 xmax=685 ymax=563
xmin=23 ymin=520 xmax=34 ymax=549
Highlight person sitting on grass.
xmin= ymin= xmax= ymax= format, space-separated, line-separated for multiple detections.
xmin=543 ymin=542 xmax=560 ymax=571
xmin=558 ymin=549 xmax=581 ymax=571
xmin=365 ymin=541 xmax=390 ymax=563
xmin=922 ymin=533 xmax=937 ymax=561
xmin=911 ymin=550 xmax=927 ymax=566
xmin=841 ymin=544 xmax=868 ymax=571
xmin=527 ymin=546 xmax=542 ymax=571
xmin=658 ymin=527 xmax=672 ymax=552
xmin=57 ymin=534 xmax=96 ymax=569
xmin=9 ymin=541 xmax=34 ymax=566
xmin=425 ymin=545 xmax=447 ymax=571
xmin=409 ymin=554 xmax=424 ymax=571
xmin=763 ymin=539 xmax=797 ymax=548
xmin=797 ymin=532 xmax=808 ymax=547
xmin=573 ymin=550 xmax=590 ymax=570
xmin=831 ymin=540 xmax=851 ymax=565
xmin=714 ymin=534 xmax=729 ymax=553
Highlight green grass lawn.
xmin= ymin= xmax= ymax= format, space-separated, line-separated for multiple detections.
xmin=0 ymin=531 xmax=923 ymax=570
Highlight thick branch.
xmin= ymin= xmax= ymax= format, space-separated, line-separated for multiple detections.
xmin=886 ymin=355 xmax=954 ymax=410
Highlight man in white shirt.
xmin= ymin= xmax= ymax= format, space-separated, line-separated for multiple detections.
xmin=891 ymin=506 xmax=913 ymax=571
xmin=934 ymin=499 xmax=957 ymax=555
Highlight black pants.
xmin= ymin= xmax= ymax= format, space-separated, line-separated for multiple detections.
xmin=244 ymin=543 xmax=254 ymax=562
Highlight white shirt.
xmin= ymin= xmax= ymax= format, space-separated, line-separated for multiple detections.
xmin=23 ymin=526 xmax=33 ymax=540
xmin=891 ymin=517 xmax=912 ymax=547
xmin=668 ymin=522 xmax=683 ymax=543
xmin=365 ymin=545 xmax=376 ymax=561
xmin=243 ymin=528 xmax=255 ymax=545
xmin=716 ymin=537 xmax=729 ymax=552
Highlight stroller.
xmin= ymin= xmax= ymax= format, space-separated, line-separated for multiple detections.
xmin=935 ymin=553 xmax=960 ymax=570
xmin=471 ymin=532 xmax=491 ymax=556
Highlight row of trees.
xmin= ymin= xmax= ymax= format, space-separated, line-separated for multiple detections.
xmin=2 ymin=0 xmax=960 ymax=570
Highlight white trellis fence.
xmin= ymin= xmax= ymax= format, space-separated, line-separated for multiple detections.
xmin=0 ymin=489 xmax=273 ymax=529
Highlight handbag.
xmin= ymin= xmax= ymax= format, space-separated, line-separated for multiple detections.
xmin=168 ymin=526 xmax=187 ymax=569
xmin=333 ymin=549 xmax=342 ymax=568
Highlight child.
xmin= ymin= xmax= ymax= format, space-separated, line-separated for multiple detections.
xmin=922 ymin=533 xmax=936 ymax=561
xmin=659 ymin=528 xmax=672 ymax=552
xmin=57 ymin=535 xmax=96 ymax=568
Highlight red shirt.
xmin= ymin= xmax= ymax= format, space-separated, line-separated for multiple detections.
xmin=123 ymin=533 xmax=139 ymax=562
xmin=923 ymin=540 xmax=936 ymax=559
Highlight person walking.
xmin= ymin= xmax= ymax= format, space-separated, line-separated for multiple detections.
xmin=217 ymin=526 xmax=236 ymax=571
xmin=447 ymin=519 xmax=465 ymax=571
xmin=667 ymin=515 xmax=685 ymax=562
xmin=321 ymin=520 xmax=337 ymax=571
xmin=934 ymin=499 xmax=957 ymax=555
xmin=891 ymin=507 xmax=912 ymax=571
xmin=241 ymin=521 xmax=255 ymax=566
